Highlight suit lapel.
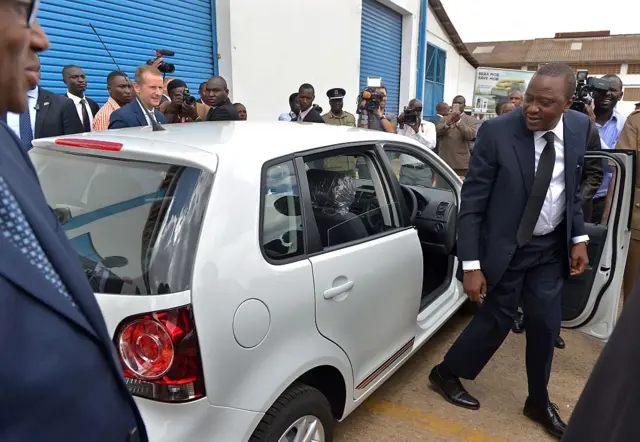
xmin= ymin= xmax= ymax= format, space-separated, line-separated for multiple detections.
xmin=512 ymin=113 xmax=535 ymax=196
xmin=133 ymin=100 xmax=148 ymax=126
xmin=35 ymin=87 xmax=51 ymax=138
xmin=563 ymin=117 xmax=578 ymax=210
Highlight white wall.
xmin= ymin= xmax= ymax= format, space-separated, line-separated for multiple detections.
xmin=214 ymin=0 xmax=471 ymax=120
xmin=425 ymin=6 xmax=474 ymax=105
xmin=215 ymin=0 xmax=421 ymax=121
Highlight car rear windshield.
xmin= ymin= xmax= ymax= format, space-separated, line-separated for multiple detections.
xmin=31 ymin=149 xmax=213 ymax=295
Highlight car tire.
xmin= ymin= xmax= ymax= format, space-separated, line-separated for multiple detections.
xmin=249 ymin=383 xmax=335 ymax=442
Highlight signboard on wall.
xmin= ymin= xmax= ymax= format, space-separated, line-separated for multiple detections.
xmin=472 ymin=67 xmax=535 ymax=115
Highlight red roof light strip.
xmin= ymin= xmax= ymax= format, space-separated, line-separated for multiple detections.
xmin=54 ymin=138 xmax=123 ymax=151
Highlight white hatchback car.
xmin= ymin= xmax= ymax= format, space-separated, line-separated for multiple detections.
xmin=32 ymin=122 xmax=633 ymax=442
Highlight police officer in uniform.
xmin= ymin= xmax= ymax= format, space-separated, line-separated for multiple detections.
xmin=322 ymin=88 xmax=357 ymax=175
xmin=322 ymin=88 xmax=356 ymax=126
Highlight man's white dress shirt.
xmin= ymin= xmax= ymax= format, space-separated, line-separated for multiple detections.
xmin=398 ymin=119 xmax=436 ymax=150
xmin=463 ymin=115 xmax=589 ymax=271
xmin=67 ymin=91 xmax=93 ymax=131
xmin=138 ymin=99 xmax=157 ymax=126
xmin=7 ymin=87 xmax=38 ymax=139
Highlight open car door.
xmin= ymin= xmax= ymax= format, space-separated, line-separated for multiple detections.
xmin=562 ymin=150 xmax=636 ymax=340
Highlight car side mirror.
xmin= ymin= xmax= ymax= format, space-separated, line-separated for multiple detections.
xmin=53 ymin=207 xmax=72 ymax=225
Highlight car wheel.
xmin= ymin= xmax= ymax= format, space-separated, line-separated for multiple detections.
xmin=249 ymin=383 xmax=335 ymax=442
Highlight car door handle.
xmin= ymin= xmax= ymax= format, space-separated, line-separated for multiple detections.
xmin=324 ymin=281 xmax=355 ymax=299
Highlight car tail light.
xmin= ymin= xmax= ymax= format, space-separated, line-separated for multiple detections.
xmin=114 ymin=304 xmax=205 ymax=403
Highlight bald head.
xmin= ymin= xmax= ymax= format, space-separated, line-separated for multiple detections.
xmin=205 ymin=75 xmax=230 ymax=107
xmin=409 ymin=98 xmax=423 ymax=108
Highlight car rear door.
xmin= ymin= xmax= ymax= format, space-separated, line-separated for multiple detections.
xmin=299 ymin=144 xmax=423 ymax=399
xmin=562 ymin=150 xmax=635 ymax=339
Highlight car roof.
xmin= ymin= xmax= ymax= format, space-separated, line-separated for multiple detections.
xmin=33 ymin=121 xmax=416 ymax=163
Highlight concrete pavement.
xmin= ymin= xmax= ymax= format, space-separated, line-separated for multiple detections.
xmin=336 ymin=308 xmax=605 ymax=442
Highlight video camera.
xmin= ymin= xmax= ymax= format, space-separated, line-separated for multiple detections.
xmin=146 ymin=49 xmax=176 ymax=74
xmin=182 ymin=87 xmax=196 ymax=105
xmin=403 ymin=106 xmax=420 ymax=125
xmin=571 ymin=69 xmax=610 ymax=113
xmin=357 ymin=87 xmax=385 ymax=114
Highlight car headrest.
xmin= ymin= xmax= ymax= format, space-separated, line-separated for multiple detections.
xmin=306 ymin=168 xmax=356 ymax=215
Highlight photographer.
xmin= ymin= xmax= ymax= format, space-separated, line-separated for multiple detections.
xmin=357 ymin=86 xmax=397 ymax=133
xmin=582 ymin=74 xmax=626 ymax=223
xmin=159 ymin=79 xmax=208 ymax=123
xmin=398 ymin=99 xmax=436 ymax=149
xmin=396 ymin=99 xmax=436 ymax=186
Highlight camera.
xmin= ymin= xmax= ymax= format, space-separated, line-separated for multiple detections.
xmin=146 ymin=49 xmax=176 ymax=74
xmin=571 ymin=69 xmax=610 ymax=113
xmin=356 ymin=87 xmax=385 ymax=114
xmin=403 ymin=106 xmax=420 ymax=125
xmin=183 ymin=87 xmax=196 ymax=105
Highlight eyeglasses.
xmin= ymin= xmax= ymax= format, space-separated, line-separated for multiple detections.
xmin=13 ymin=0 xmax=39 ymax=27
xmin=27 ymin=0 xmax=39 ymax=27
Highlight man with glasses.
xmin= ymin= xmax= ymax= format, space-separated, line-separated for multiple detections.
xmin=0 ymin=2 xmax=147 ymax=441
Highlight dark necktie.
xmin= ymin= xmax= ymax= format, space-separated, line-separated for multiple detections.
xmin=80 ymin=99 xmax=91 ymax=132
xmin=516 ymin=131 xmax=556 ymax=247
xmin=19 ymin=109 xmax=33 ymax=148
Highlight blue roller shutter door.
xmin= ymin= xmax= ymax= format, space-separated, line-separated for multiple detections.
xmin=38 ymin=0 xmax=216 ymax=105
xmin=359 ymin=0 xmax=403 ymax=115
xmin=423 ymin=43 xmax=446 ymax=119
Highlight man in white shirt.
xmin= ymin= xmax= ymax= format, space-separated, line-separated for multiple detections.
xmin=62 ymin=65 xmax=98 ymax=132
xmin=397 ymin=99 xmax=436 ymax=186
xmin=429 ymin=63 xmax=590 ymax=439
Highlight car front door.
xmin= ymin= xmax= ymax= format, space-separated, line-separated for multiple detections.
xmin=562 ymin=150 xmax=635 ymax=339
xmin=299 ymin=145 xmax=423 ymax=399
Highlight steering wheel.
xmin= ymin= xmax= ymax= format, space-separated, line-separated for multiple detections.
xmin=401 ymin=185 xmax=419 ymax=224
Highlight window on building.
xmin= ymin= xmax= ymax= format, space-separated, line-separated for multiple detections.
xmin=628 ymin=64 xmax=640 ymax=75
xmin=573 ymin=64 xmax=621 ymax=75
xmin=472 ymin=46 xmax=495 ymax=54
xmin=526 ymin=65 xmax=539 ymax=71
xmin=623 ymin=87 xmax=640 ymax=102
xmin=424 ymin=44 xmax=447 ymax=119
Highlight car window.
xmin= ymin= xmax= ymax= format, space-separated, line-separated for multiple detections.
xmin=31 ymin=149 xmax=212 ymax=295
xmin=385 ymin=149 xmax=455 ymax=193
xmin=304 ymin=151 xmax=400 ymax=248
xmin=262 ymin=160 xmax=304 ymax=260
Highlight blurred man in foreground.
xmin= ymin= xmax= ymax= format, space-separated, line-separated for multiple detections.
xmin=0 ymin=4 xmax=146 ymax=441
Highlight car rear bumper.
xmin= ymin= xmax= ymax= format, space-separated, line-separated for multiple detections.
xmin=136 ymin=397 xmax=263 ymax=442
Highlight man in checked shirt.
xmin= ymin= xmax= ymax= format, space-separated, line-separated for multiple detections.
xmin=92 ymin=71 xmax=133 ymax=131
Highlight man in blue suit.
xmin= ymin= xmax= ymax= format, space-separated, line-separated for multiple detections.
xmin=0 ymin=5 xmax=146 ymax=442
xmin=109 ymin=65 xmax=168 ymax=129
xmin=429 ymin=63 xmax=590 ymax=439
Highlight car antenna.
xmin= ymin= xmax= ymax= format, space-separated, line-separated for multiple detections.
xmin=89 ymin=23 xmax=165 ymax=132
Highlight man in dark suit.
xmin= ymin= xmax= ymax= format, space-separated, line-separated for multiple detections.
xmin=109 ymin=65 xmax=168 ymax=129
xmin=295 ymin=83 xmax=325 ymax=123
xmin=62 ymin=65 xmax=99 ymax=132
xmin=2 ymin=54 xmax=83 ymax=150
xmin=429 ymin=63 xmax=590 ymax=439
xmin=204 ymin=75 xmax=240 ymax=121
xmin=0 ymin=6 xmax=146 ymax=442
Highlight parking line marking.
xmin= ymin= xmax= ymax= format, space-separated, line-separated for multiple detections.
xmin=363 ymin=399 xmax=507 ymax=442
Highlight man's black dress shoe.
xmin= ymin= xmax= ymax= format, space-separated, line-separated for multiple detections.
xmin=429 ymin=364 xmax=480 ymax=410
xmin=512 ymin=311 xmax=525 ymax=333
xmin=523 ymin=399 xmax=567 ymax=439
xmin=555 ymin=335 xmax=566 ymax=349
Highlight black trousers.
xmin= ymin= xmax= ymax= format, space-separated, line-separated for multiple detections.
xmin=443 ymin=228 xmax=565 ymax=407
